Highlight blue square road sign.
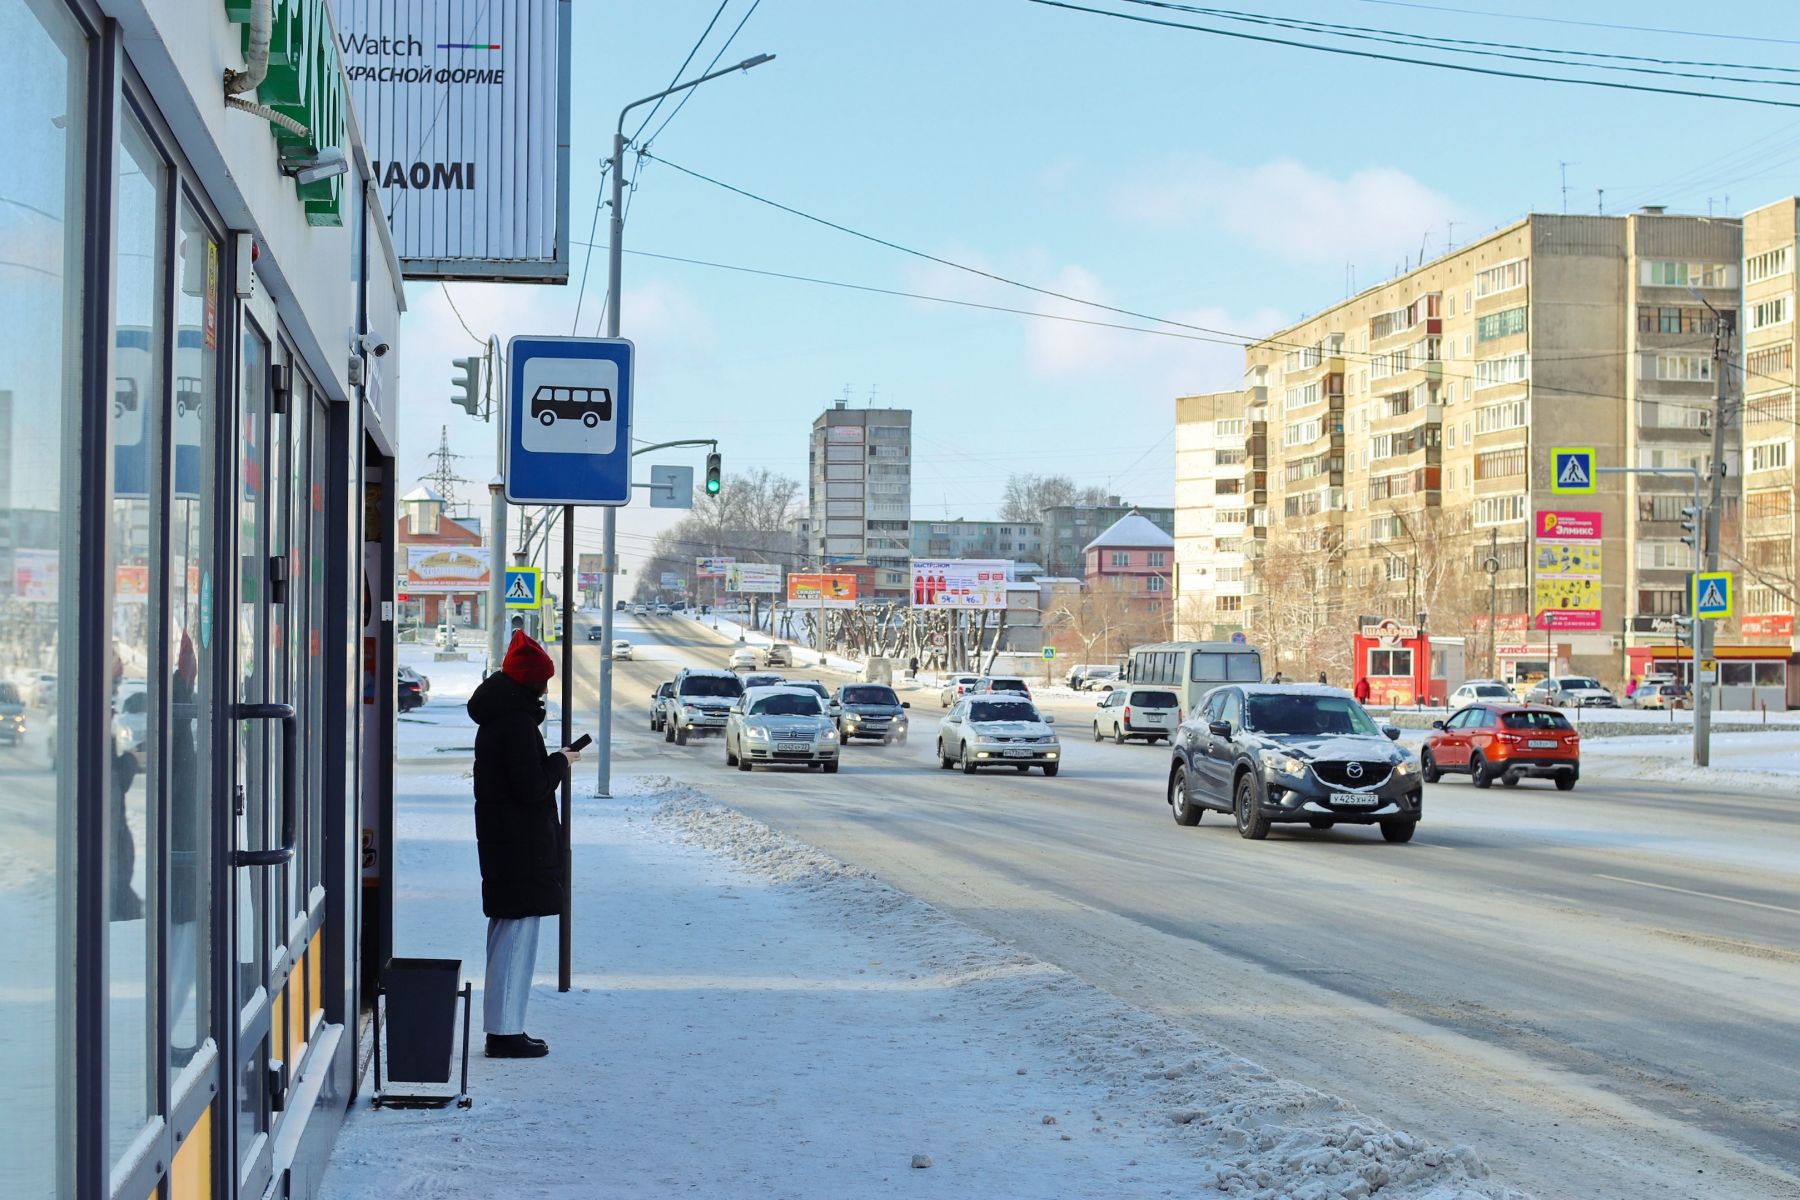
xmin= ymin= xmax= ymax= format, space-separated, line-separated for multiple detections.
xmin=1693 ymin=571 xmax=1733 ymax=619
xmin=505 ymin=336 xmax=635 ymax=505
xmin=1550 ymin=447 xmax=1596 ymax=494
xmin=504 ymin=567 xmax=543 ymax=610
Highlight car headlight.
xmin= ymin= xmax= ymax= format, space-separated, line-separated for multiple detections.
xmin=821 ymin=727 xmax=838 ymax=741
xmin=744 ymin=727 xmax=771 ymax=741
xmin=1393 ymin=759 xmax=1419 ymax=777
xmin=1034 ymin=735 xmax=1056 ymax=745
xmin=1266 ymin=753 xmax=1307 ymax=777
xmin=683 ymin=705 xmax=701 ymax=715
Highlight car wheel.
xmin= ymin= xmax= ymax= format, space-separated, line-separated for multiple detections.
xmin=1014 ymin=764 xmax=1029 ymax=772
xmin=675 ymin=726 xmax=688 ymax=746
xmin=1554 ymin=772 xmax=1578 ymax=792
xmin=1112 ymin=725 xmax=1125 ymax=745
xmin=895 ymin=732 xmax=907 ymax=746
xmin=1042 ymin=763 xmax=1059 ymax=777
xmin=1501 ymin=770 xmax=1521 ymax=788
xmin=725 ymin=738 xmax=738 ymax=767
xmin=1092 ymin=722 xmax=1102 ymax=743
xmin=1470 ymin=752 xmax=1492 ymax=789
xmin=822 ymin=759 xmax=839 ymax=774
xmin=1169 ymin=765 xmax=1201 ymax=826
xmin=1420 ymin=748 xmax=1441 ymax=784
xmin=664 ymin=722 xmax=674 ymax=744
xmin=1234 ymin=772 xmax=1270 ymax=840
xmin=1307 ymin=816 xmax=1334 ymax=830
xmin=937 ymin=740 xmax=952 ymax=770
xmin=961 ymin=746 xmax=977 ymax=775
xmin=1380 ymin=819 xmax=1417 ymax=843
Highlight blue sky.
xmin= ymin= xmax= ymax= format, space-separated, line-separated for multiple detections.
xmin=396 ymin=0 xmax=1800 ymax=575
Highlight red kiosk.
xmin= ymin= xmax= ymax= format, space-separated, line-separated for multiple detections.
xmin=1352 ymin=618 xmax=1448 ymax=707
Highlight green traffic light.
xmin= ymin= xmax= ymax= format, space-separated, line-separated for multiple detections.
xmin=705 ymin=479 xmax=720 ymax=494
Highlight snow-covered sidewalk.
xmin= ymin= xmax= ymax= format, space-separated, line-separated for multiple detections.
xmin=322 ymin=750 xmax=1522 ymax=1197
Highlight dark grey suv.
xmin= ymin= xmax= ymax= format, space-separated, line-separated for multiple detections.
xmin=829 ymin=683 xmax=910 ymax=744
xmin=1165 ymin=684 xmax=1422 ymax=842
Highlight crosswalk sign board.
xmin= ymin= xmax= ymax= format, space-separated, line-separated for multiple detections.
xmin=1550 ymin=447 xmax=1596 ymax=494
xmin=504 ymin=566 xmax=543 ymax=610
xmin=1693 ymin=571 xmax=1733 ymax=619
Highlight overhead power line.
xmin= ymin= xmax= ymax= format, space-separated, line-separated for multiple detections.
xmin=1342 ymin=0 xmax=1800 ymax=48
xmin=642 ymin=0 xmax=764 ymax=150
xmin=1025 ymin=0 xmax=1800 ymax=109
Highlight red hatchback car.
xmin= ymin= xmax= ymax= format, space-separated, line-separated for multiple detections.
xmin=1421 ymin=703 xmax=1580 ymax=790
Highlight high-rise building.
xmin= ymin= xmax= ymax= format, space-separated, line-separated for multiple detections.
xmin=910 ymin=518 xmax=1044 ymax=567
xmin=1180 ymin=211 xmax=1749 ymax=686
xmin=807 ymin=400 xmax=912 ymax=598
xmin=1173 ymin=391 xmax=1248 ymax=640
xmin=1738 ymin=200 xmax=1798 ymax=670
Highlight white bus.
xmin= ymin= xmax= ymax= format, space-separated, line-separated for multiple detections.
xmin=1126 ymin=641 xmax=1264 ymax=712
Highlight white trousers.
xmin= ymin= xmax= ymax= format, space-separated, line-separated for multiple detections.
xmin=484 ymin=916 xmax=541 ymax=1035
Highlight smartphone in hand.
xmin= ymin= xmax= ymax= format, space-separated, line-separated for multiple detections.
xmin=568 ymin=733 xmax=593 ymax=752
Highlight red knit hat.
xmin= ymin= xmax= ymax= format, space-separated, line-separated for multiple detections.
xmin=502 ymin=629 xmax=555 ymax=686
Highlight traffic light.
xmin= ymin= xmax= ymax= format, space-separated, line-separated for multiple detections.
xmin=1673 ymin=614 xmax=1693 ymax=649
xmin=452 ymin=356 xmax=482 ymax=417
xmin=705 ymin=451 xmax=722 ymax=495
xmin=1679 ymin=506 xmax=1700 ymax=550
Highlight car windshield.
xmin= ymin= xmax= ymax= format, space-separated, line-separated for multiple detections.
xmin=842 ymin=686 xmax=898 ymax=705
xmin=1131 ymin=691 xmax=1180 ymax=707
xmin=680 ymin=675 xmax=743 ymax=699
xmin=1501 ymin=710 xmax=1574 ymax=731
xmin=1244 ymin=693 xmax=1381 ymax=737
xmin=969 ymin=700 xmax=1039 ymax=723
xmin=1561 ymin=678 xmax=1603 ymax=691
xmin=751 ymin=693 xmax=823 ymax=717
xmin=1089 ymin=667 xmax=1118 ymax=677
xmin=0 ymin=683 xmax=18 ymax=703
xmin=1474 ymin=685 xmax=1511 ymax=697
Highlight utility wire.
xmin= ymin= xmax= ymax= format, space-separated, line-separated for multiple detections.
xmin=642 ymin=0 xmax=764 ymax=150
xmin=1026 ymin=0 xmax=1800 ymax=109
xmin=1342 ymin=0 xmax=1800 ymax=48
xmin=630 ymin=1 xmax=732 ymax=145
xmin=1119 ymin=1 xmax=1800 ymax=85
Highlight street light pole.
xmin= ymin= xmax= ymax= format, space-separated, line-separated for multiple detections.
xmin=595 ymin=52 xmax=775 ymax=800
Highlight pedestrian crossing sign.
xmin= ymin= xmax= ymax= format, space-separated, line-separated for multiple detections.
xmin=1693 ymin=571 xmax=1733 ymax=619
xmin=1550 ymin=447 xmax=1596 ymax=494
xmin=504 ymin=566 xmax=543 ymax=610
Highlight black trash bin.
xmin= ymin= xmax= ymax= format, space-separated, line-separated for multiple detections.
xmin=375 ymin=957 xmax=472 ymax=1108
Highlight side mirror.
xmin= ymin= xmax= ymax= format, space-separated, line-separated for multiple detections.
xmin=1383 ymin=725 xmax=1401 ymax=741
xmin=1208 ymin=720 xmax=1232 ymax=738
xmin=901 ymin=702 xmax=910 ymax=709
xmin=1430 ymin=720 xmax=1445 ymax=730
xmin=1043 ymin=714 xmax=1056 ymax=725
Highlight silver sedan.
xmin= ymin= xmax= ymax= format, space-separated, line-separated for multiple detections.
xmin=724 ymin=686 xmax=841 ymax=773
xmin=937 ymin=696 xmax=1061 ymax=776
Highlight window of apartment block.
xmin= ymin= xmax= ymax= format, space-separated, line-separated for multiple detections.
xmin=1147 ymin=575 xmax=1166 ymax=592
xmin=1747 ymin=584 xmax=1783 ymax=615
xmin=1648 ymin=352 xmax=1713 ymax=382
xmin=1475 ymin=447 xmax=1526 ymax=480
xmin=1639 ymin=493 xmax=1692 ymax=522
xmin=1111 ymin=551 xmax=1130 ymax=567
xmin=1473 ymin=495 xmax=1528 ymax=525
xmin=1475 ymin=259 xmax=1525 ymax=297
xmin=1637 ymin=588 xmax=1687 ymax=615
xmin=1643 ymin=261 xmax=1737 ymax=288
xmin=1464 ymin=288 xmax=1473 ymax=311
xmin=1476 ymin=306 xmax=1527 ymax=341
xmin=1751 ymin=297 xmax=1791 ymax=331
xmin=1750 ymin=440 xmax=1791 ymax=472
xmin=1747 ymin=246 xmax=1791 ymax=284
xmin=1746 ymin=344 xmax=1794 ymax=385
xmin=1475 ymin=398 xmax=1526 ymax=434
xmin=1215 ymin=595 xmax=1242 ymax=612
xmin=1746 ymin=490 xmax=1792 ymax=522
xmin=1636 ymin=305 xmax=1734 ymax=335
xmin=1637 ymin=540 xmax=1690 ymax=569
xmin=1474 ymin=353 xmax=1528 ymax=389
xmin=1148 ymin=551 xmax=1166 ymax=567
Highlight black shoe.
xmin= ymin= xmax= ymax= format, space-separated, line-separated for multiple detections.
xmin=520 ymin=1032 xmax=548 ymax=1050
xmin=485 ymin=1033 xmax=549 ymax=1059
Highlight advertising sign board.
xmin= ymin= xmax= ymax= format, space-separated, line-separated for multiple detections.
xmin=725 ymin=563 xmax=782 ymax=593
xmin=910 ymin=559 xmax=1012 ymax=609
xmin=787 ymin=573 xmax=858 ymax=609
xmin=404 ymin=545 xmax=491 ymax=593
xmin=334 ymin=0 xmax=570 ymax=281
xmin=1534 ymin=510 xmax=1603 ymax=631
xmin=577 ymin=552 xmax=605 ymax=591
xmin=695 ymin=557 xmax=733 ymax=579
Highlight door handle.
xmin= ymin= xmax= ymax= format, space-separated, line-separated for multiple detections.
xmin=233 ymin=701 xmax=297 ymax=868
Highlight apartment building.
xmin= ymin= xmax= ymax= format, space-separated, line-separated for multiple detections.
xmin=1192 ymin=211 xmax=1744 ymax=685
xmin=806 ymin=401 xmax=913 ymax=598
xmin=1173 ymin=391 xmax=1250 ymax=639
xmin=1738 ymin=200 xmax=1798 ymax=673
xmin=1042 ymin=501 xmax=1174 ymax=577
xmin=911 ymin=518 xmax=1044 ymax=566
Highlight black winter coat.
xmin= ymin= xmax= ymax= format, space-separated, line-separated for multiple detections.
xmin=468 ymin=672 xmax=569 ymax=919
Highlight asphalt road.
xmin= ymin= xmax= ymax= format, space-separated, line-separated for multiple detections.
xmin=569 ymin=610 xmax=1800 ymax=1200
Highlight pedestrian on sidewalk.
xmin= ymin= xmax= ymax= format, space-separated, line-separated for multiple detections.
xmin=467 ymin=630 xmax=581 ymax=1059
xmin=1352 ymin=675 xmax=1371 ymax=704
xmin=907 ymin=655 xmax=919 ymax=680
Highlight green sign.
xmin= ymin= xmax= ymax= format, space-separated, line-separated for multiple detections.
xmin=223 ymin=0 xmax=347 ymax=226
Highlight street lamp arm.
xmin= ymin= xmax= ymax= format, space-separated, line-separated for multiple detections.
xmin=615 ymin=54 xmax=776 ymax=136
xmin=632 ymin=438 xmax=717 ymax=458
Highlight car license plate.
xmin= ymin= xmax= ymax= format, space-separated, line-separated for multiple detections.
xmin=777 ymin=741 xmax=808 ymax=752
xmin=1002 ymin=749 xmax=1033 ymax=758
xmin=1329 ymin=793 xmax=1379 ymax=807
xmin=1528 ymin=739 xmax=1557 ymax=749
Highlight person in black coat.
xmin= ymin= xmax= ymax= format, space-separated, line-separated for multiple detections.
xmin=468 ymin=630 xmax=579 ymax=1058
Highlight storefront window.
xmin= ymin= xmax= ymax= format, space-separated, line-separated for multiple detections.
xmin=169 ymin=196 xmax=218 ymax=1097
xmin=0 ymin=0 xmax=87 ymax=1194
xmin=107 ymin=107 xmax=169 ymax=1172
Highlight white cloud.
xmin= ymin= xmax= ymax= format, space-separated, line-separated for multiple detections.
xmin=1112 ymin=154 xmax=1472 ymax=267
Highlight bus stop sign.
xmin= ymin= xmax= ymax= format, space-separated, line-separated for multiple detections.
xmin=504 ymin=335 xmax=635 ymax=505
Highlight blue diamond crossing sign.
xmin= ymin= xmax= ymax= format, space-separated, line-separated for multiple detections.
xmin=504 ymin=566 xmax=542 ymax=610
xmin=1551 ymin=447 xmax=1596 ymax=494
xmin=1693 ymin=571 xmax=1733 ymax=620
xmin=504 ymin=336 xmax=635 ymax=505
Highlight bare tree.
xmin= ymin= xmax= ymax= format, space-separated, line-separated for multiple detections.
xmin=1042 ymin=579 xmax=1167 ymax=663
xmin=633 ymin=470 xmax=803 ymax=603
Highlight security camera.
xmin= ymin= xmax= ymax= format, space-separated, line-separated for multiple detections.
xmin=357 ymin=333 xmax=390 ymax=358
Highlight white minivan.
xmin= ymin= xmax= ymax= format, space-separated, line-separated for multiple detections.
xmin=1092 ymin=687 xmax=1181 ymax=744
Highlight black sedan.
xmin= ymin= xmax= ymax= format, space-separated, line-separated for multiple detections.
xmin=1165 ymin=684 xmax=1422 ymax=842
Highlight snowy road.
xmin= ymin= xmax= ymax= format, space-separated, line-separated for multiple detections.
xmin=577 ymin=612 xmax=1800 ymax=1200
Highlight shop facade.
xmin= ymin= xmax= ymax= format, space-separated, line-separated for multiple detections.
xmin=1 ymin=1 xmax=402 ymax=1197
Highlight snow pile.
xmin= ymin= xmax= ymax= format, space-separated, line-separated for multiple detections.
xmin=651 ymin=785 xmax=1527 ymax=1200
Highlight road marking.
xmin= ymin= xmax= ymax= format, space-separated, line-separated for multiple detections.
xmin=1595 ymin=874 xmax=1800 ymax=917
